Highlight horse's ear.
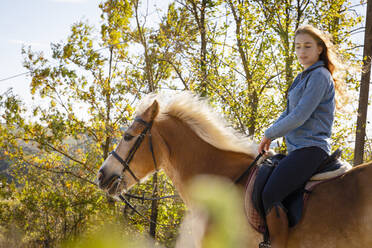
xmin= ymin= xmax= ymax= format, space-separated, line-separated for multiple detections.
xmin=148 ymin=100 xmax=159 ymax=121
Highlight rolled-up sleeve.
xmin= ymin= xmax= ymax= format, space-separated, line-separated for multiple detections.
xmin=264 ymin=72 xmax=329 ymax=140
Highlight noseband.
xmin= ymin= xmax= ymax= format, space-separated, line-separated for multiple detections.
xmin=110 ymin=117 xmax=158 ymax=183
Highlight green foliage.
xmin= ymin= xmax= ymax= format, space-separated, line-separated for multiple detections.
xmin=188 ymin=176 xmax=249 ymax=248
xmin=62 ymin=223 xmax=156 ymax=248
xmin=0 ymin=0 xmax=366 ymax=247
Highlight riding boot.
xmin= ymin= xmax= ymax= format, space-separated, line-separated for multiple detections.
xmin=265 ymin=205 xmax=288 ymax=248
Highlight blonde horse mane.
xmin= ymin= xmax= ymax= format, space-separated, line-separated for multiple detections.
xmin=135 ymin=91 xmax=258 ymax=157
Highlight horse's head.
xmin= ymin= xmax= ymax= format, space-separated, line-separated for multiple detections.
xmin=97 ymin=100 xmax=160 ymax=196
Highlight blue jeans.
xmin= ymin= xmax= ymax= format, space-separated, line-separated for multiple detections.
xmin=262 ymin=146 xmax=328 ymax=214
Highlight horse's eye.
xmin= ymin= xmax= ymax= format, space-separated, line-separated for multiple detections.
xmin=124 ymin=133 xmax=134 ymax=141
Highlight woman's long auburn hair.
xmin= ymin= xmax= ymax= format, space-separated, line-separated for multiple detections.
xmin=295 ymin=25 xmax=349 ymax=109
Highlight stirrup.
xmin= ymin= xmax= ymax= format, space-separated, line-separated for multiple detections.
xmin=259 ymin=241 xmax=271 ymax=248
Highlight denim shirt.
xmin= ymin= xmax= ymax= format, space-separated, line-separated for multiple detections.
xmin=264 ymin=60 xmax=335 ymax=154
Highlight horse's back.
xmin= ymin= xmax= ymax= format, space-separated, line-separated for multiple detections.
xmin=288 ymin=161 xmax=372 ymax=248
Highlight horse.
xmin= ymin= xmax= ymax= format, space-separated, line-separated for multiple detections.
xmin=97 ymin=92 xmax=372 ymax=248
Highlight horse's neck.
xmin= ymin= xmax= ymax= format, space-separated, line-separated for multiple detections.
xmin=156 ymin=116 xmax=254 ymax=200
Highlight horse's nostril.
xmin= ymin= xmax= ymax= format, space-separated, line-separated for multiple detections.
xmin=98 ymin=169 xmax=105 ymax=183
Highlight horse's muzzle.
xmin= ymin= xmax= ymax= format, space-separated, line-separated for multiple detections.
xmin=97 ymin=168 xmax=121 ymax=194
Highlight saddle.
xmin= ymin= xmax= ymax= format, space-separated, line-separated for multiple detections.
xmin=244 ymin=149 xmax=352 ymax=234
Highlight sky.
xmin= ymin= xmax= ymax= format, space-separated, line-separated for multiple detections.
xmin=0 ymin=0 xmax=370 ymax=138
xmin=0 ymin=0 xmax=102 ymax=103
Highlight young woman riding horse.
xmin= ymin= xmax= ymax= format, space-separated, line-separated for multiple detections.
xmin=258 ymin=25 xmax=349 ymax=248
xmin=97 ymin=25 xmax=371 ymax=248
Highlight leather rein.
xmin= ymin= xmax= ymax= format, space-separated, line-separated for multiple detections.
xmin=234 ymin=152 xmax=263 ymax=184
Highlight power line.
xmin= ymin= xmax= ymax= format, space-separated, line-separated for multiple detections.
xmin=0 ymin=72 xmax=30 ymax=82
xmin=0 ymin=41 xmax=129 ymax=83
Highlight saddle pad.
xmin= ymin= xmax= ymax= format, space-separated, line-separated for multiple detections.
xmin=310 ymin=160 xmax=352 ymax=180
xmin=244 ymin=167 xmax=266 ymax=233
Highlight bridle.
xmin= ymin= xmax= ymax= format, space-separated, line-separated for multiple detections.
xmin=109 ymin=117 xmax=176 ymax=227
xmin=107 ymin=115 xmax=263 ymax=227
xmin=110 ymin=117 xmax=158 ymax=183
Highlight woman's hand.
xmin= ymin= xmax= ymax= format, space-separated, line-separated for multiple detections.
xmin=258 ymin=136 xmax=272 ymax=154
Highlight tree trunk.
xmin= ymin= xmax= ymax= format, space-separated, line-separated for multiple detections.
xmin=134 ymin=0 xmax=155 ymax=92
xmin=103 ymin=47 xmax=113 ymax=160
xmin=149 ymin=171 xmax=159 ymax=238
xmin=200 ymin=0 xmax=207 ymax=94
xmin=228 ymin=0 xmax=258 ymax=135
xmin=188 ymin=0 xmax=208 ymax=96
xmin=133 ymin=1 xmax=160 ymax=235
xmin=354 ymin=1 xmax=372 ymax=165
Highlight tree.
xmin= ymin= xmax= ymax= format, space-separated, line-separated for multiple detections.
xmin=0 ymin=0 xmax=365 ymax=247
xmin=1 ymin=0 xmax=187 ymax=246
xmin=354 ymin=1 xmax=371 ymax=165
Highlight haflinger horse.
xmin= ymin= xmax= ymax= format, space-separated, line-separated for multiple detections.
xmin=97 ymin=92 xmax=372 ymax=248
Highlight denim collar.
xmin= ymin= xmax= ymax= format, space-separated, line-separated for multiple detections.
xmin=290 ymin=60 xmax=325 ymax=92
xmin=303 ymin=60 xmax=325 ymax=73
